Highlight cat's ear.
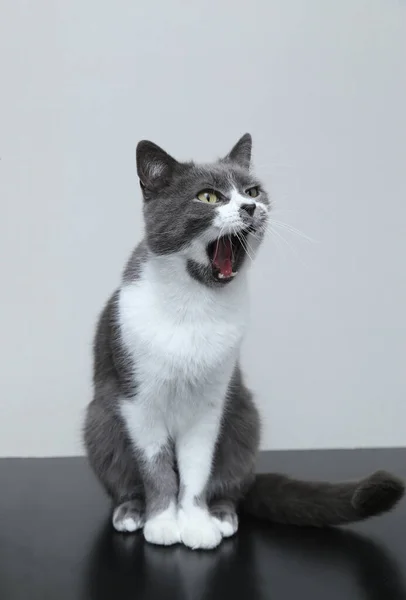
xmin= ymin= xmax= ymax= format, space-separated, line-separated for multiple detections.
xmin=224 ymin=133 xmax=252 ymax=169
xmin=136 ymin=140 xmax=177 ymax=195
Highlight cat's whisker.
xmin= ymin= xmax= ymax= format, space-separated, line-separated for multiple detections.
xmin=229 ymin=233 xmax=235 ymax=265
xmin=234 ymin=228 xmax=254 ymax=263
xmin=239 ymin=229 xmax=256 ymax=263
xmin=250 ymin=221 xmax=272 ymax=242
xmin=268 ymin=227 xmax=287 ymax=260
xmin=270 ymin=219 xmax=318 ymax=244
xmin=244 ymin=234 xmax=258 ymax=259
xmin=271 ymin=208 xmax=304 ymax=215
xmin=270 ymin=227 xmax=296 ymax=258
xmin=215 ymin=225 xmax=226 ymax=254
xmin=269 ymin=225 xmax=311 ymax=270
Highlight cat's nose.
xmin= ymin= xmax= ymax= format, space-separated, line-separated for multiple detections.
xmin=240 ymin=203 xmax=256 ymax=217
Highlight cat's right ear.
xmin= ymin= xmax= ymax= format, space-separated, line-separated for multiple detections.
xmin=224 ymin=133 xmax=252 ymax=170
xmin=136 ymin=140 xmax=177 ymax=197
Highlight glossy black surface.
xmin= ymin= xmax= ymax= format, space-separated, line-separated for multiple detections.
xmin=1 ymin=449 xmax=405 ymax=600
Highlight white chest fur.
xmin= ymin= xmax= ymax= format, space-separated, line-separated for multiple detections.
xmin=118 ymin=256 xmax=249 ymax=436
xmin=119 ymin=258 xmax=248 ymax=382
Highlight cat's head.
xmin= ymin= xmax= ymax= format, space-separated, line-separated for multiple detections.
xmin=136 ymin=134 xmax=270 ymax=287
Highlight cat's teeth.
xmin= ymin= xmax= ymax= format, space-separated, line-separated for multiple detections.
xmin=218 ymin=273 xmax=225 ymax=279
xmin=231 ymin=271 xmax=238 ymax=277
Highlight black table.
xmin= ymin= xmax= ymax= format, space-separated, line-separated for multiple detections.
xmin=1 ymin=449 xmax=405 ymax=600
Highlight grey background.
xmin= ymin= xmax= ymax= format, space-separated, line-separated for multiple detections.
xmin=0 ymin=0 xmax=405 ymax=456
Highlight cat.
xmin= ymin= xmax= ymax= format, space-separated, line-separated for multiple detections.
xmin=84 ymin=134 xmax=404 ymax=550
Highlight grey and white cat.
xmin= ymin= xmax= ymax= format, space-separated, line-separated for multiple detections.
xmin=84 ymin=134 xmax=404 ymax=550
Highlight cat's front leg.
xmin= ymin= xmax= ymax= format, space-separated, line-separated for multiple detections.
xmin=142 ymin=446 xmax=180 ymax=546
xmin=176 ymin=405 xmax=224 ymax=550
xmin=121 ymin=400 xmax=179 ymax=546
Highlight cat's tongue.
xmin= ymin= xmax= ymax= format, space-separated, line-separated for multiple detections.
xmin=213 ymin=238 xmax=233 ymax=278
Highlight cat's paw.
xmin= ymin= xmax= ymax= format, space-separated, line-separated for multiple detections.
xmin=178 ymin=508 xmax=222 ymax=550
xmin=143 ymin=513 xmax=180 ymax=546
xmin=212 ymin=511 xmax=239 ymax=538
xmin=112 ymin=500 xmax=144 ymax=533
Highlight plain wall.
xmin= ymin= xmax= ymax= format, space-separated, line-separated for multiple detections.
xmin=0 ymin=0 xmax=405 ymax=456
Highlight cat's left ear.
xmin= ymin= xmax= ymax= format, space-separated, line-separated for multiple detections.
xmin=224 ymin=133 xmax=252 ymax=169
xmin=136 ymin=140 xmax=178 ymax=196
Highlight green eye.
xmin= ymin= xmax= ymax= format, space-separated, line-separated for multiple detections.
xmin=246 ymin=186 xmax=259 ymax=198
xmin=197 ymin=190 xmax=219 ymax=204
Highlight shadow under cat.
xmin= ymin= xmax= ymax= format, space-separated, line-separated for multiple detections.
xmin=82 ymin=516 xmax=406 ymax=600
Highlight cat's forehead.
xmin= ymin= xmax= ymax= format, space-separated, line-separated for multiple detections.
xmin=173 ymin=161 xmax=259 ymax=193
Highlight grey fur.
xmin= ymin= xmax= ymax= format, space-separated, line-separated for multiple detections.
xmin=93 ymin=291 xmax=135 ymax=398
xmin=242 ymin=469 xmax=405 ymax=527
xmin=142 ymin=444 xmax=179 ymax=519
xmin=210 ymin=498 xmax=238 ymax=532
xmin=85 ymin=394 xmax=143 ymax=501
xmin=136 ymin=138 xmax=269 ymax=259
xmin=84 ymin=134 xmax=404 ymax=542
xmin=224 ymin=132 xmax=252 ymax=169
xmin=112 ymin=499 xmax=144 ymax=531
xmin=123 ymin=240 xmax=149 ymax=283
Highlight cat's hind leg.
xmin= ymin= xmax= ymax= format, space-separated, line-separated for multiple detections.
xmin=84 ymin=396 xmax=146 ymax=533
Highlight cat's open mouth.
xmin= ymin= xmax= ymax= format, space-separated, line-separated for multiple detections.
xmin=207 ymin=232 xmax=248 ymax=283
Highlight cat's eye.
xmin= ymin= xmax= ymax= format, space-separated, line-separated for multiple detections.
xmin=197 ymin=190 xmax=219 ymax=204
xmin=246 ymin=186 xmax=259 ymax=198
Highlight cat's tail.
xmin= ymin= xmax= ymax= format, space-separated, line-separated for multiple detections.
xmin=242 ymin=470 xmax=404 ymax=526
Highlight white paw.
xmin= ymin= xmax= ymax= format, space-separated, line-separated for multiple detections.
xmin=178 ymin=508 xmax=222 ymax=550
xmin=212 ymin=515 xmax=239 ymax=538
xmin=143 ymin=515 xmax=180 ymax=546
xmin=114 ymin=516 xmax=143 ymax=532
xmin=112 ymin=503 xmax=144 ymax=533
